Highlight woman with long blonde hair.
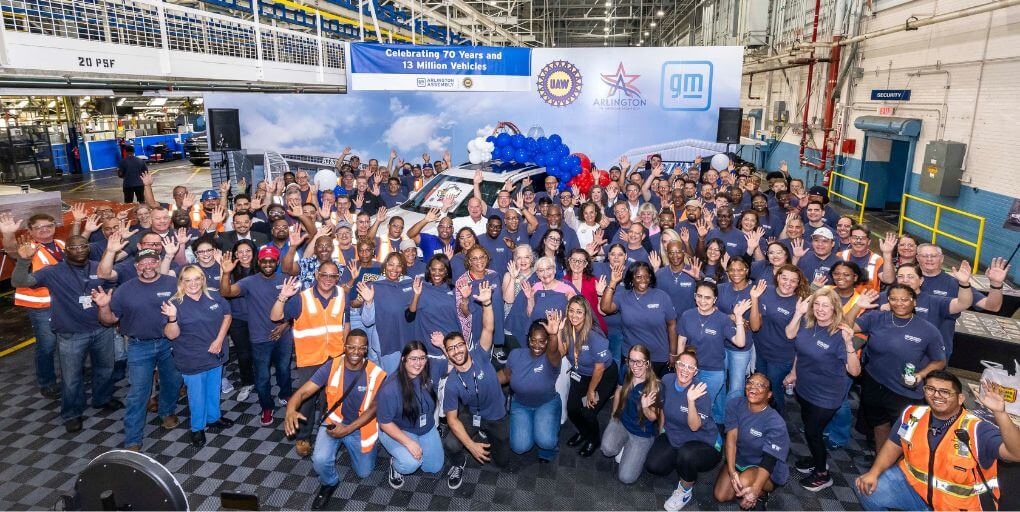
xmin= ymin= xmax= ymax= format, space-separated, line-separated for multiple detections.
xmin=162 ymin=265 xmax=233 ymax=448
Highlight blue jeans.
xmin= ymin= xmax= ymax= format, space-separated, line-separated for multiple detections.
xmin=824 ymin=396 xmax=853 ymax=448
xmin=124 ymin=337 xmax=183 ymax=447
xmin=696 ymin=369 xmax=726 ymax=424
xmin=379 ymin=427 xmax=444 ymax=475
xmin=509 ymin=395 xmax=561 ymax=460
xmin=27 ymin=308 xmax=58 ymax=390
xmin=57 ymin=327 xmax=116 ymax=421
xmin=754 ymin=355 xmax=793 ymax=416
xmin=724 ymin=349 xmax=753 ymax=403
xmin=312 ymin=425 xmax=378 ymax=483
xmin=252 ymin=338 xmax=293 ymax=411
xmin=608 ymin=332 xmax=624 ymax=367
xmin=855 ymin=465 xmax=929 ymax=511
xmin=182 ymin=366 xmax=222 ymax=431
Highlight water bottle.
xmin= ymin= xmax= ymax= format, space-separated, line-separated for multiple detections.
xmin=903 ymin=363 xmax=917 ymax=387
xmin=785 ymin=383 xmax=795 ymax=396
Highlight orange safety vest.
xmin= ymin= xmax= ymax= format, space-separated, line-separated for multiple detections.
xmin=171 ymin=203 xmax=224 ymax=232
xmin=897 ymin=405 xmax=1000 ymax=511
xmin=14 ymin=240 xmax=65 ymax=308
xmin=413 ymin=176 xmax=424 ymax=192
xmin=291 ymin=288 xmax=347 ymax=367
xmin=323 ymin=357 xmax=386 ymax=452
xmin=838 ymin=249 xmax=883 ymax=293
xmin=375 ymin=236 xmax=406 ymax=263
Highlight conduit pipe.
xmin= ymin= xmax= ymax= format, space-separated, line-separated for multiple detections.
xmin=804 ymin=36 xmax=841 ymax=173
xmin=797 ymin=0 xmax=823 ymax=169
xmin=830 ymin=0 xmax=1019 ymax=47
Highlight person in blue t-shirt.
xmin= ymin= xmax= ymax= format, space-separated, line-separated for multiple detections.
xmin=406 ymin=208 xmax=455 ymax=261
xmin=375 ymin=341 xmax=443 ymax=490
xmin=161 ymin=265 xmax=234 ymax=448
xmin=714 ymin=372 xmax=791 ymax=511
xmin=749 ymin=264 xmax=811 ymax=416
xmin=601 ymin=344 xmax=662 ymax=484
xmin=439 ymin=282 xmax=505 ymax=490
xmin=601 ymin=261 xmax=679 ymax=378
xmin=783 ymin=287 xmax=861 ymax=492
xmin=855 ymin=283 xmax=946 ymax=450
xmin=504 ymin=311 xmax=563 ymax=463
xmin=677 ymin=281 xmax=751 ymax=424
xmin=646 ymin=350 xmax=723 ymax=512
xmin=561 ymin=296 xmax=618 ymax=458
xmin=717 ymin=256 xmax=755 ymax=403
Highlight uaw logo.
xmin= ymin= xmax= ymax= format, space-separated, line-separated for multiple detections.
xmin=594 ymin=62 xmax=647 ymax=111
xmin=537 ymin=60 xmax=582 ymax=107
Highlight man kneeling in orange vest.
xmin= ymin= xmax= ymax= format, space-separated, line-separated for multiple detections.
xmin=284 ymin=330 xmax=385 ymax=510
xmin=855 ymin=370 xmax=1020 ymax=511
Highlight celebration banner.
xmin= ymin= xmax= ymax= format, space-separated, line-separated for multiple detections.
xmin=349 ymin=43 xmax=532 ymax=92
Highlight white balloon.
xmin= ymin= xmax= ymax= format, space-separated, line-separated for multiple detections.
xmin=486 ymin=141 xmax=495 ymax=152
xmin=710 ymin=153 xmax=730 ymax=171
xmin=467 ymin=139 xmax=478 ymax=152
xmin=313 ymin=169 xmax=338 ymax=190
xmin=468 ymin=152 xmax=483 ymax=165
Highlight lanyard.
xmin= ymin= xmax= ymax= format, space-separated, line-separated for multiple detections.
xmin=456 ymin=368 xmax=482 ymax=415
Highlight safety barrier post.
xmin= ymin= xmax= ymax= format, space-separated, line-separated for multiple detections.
xmin=827 ymin=171 xmax=870 ymax=224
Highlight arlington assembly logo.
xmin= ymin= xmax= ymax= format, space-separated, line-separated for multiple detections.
xmin=537 ymin=60 xmax=582 ymax=107
xmin=595 ymin=62 xmax=647 ymax=111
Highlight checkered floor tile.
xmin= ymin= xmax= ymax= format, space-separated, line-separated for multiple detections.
xmin=0 ymin=348 xmax=868 ymax=510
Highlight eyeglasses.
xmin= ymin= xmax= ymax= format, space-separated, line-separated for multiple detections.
xmin=917 ymin=253 xmax=940 ymax=259
xmin=628 ymin=359 xmax=649 ymax=368
xmin=317 ymin=273 xmax=340 ymax=280
xmin=446 ymin=342 xmax=466 ymax=352
xmin=745 ymin=381 xmax=769 ymax=390
xmin=468 ymin=255 xmax=488 ymax=262
xmin=850 ymin=235 xmax=868 ymax=241
xmin=195 ymin=249 xmax=214 ymax=255
xmin=345 ymin=345 xmax=368 ymax=353
xmin=923 ymin=385 xmax=956 ymax=399
xmin=140 ymin=241 xmax=162 ymax=247
xmin=676 ymin=362 xmax=697 ymax=372
xmin=568 ymin=258 xmax=587 ymax=265
xmin=30 ymin=224 xmax=55 ymax=230
xmin=406 ymin=356 xmax=427 ymax=363
xmin=66 ymin=244 xmax=89 ymax=250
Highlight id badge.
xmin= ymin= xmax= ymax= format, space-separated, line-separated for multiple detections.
xmin=569 ymin=370 xmax=582 ymax=382
xmin=418 ymin=414 xmax=427 ymax=428
xmin=472 ymin=414 xmax=481 ymax=427
xmin=79 ymin=295 xmax=93 ymax=309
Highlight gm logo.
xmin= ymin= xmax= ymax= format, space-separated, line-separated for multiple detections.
xmin=416 ymin=77 xmax=427 ymax=87
xmin=660 ymin=61 xmax=713 ymax=111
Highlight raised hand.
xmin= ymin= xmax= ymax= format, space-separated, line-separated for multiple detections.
xmin=288 ymin=203 xmax=304 ymax=219
xmin=520 ymin=280 xmax=535 ymax=300
xmin=749 ymin=279 xmax=768 ymax=299
xmin=140 ymin=171 xmax=154 ymax=186
xmin=161 ymin=300 xmax=177 ymax=318
xmin=687 ymin=382 xmax=708 ymax=402
xmin=648 ymin=250 xmax=662 ymax=271
xmin=422 ymin=152 xmax=430 ymax=164
xmin=430 ymin=331 xmax=444 ymax=349
xmin=950 ymin=260 xmax=972 ymax=285
xmin=220 ymin=251 xmax=237 ymax=273
xmin=181 ymin=192 xmax=196 ymax=210
xmin=811 ymin=272 xmax=829 ymax=288
xmin=609 ymin=262 xmax=625 ymax=284
xmin=684 ymin=255 xmax=703 ymax=279
xmin=879 ymin=231 xmax=897 ymax=254
xmin=457 ymin=281 xmax=473 ymax=303
xmin=679 ymin=226 xmax=690 ymax=245
xmin=791 ymin=237 xmax=808 ymax=259
xmin=506 ymin=260 xmax=520 ymax=280
xmin=176 ymin=227 xmax=192 ymax=247
xmin=473 ymin=170 xmax=483 ymax=186
xmin=211 ymin=205 xmax=227 ymax=225
xmin=856 ymin=289 xmax=880 ymax=310
xmin=219 ymin=180 xmax=230 ymax=195
xmin=279 ymin=276 xmax=300 ymax=299
xmin=543 ymin=309 xmax=564 ymax=336
xmin=288 ymin=225 xmax=307 ymax=248
xmin=979 ymin=379 xmax=1007 ymax=413
xmin=356 ymin=282 xmax=375 ymax=303
xmin=472 ymin=281 xmax=493 ymax=303
xmin=106 ymin=231 xmax=128 ymax=254
xmin=116 ymin=209 xmax=130 ymax=222
xmin=70 ymin=203 xmax=87 ymax=222
xmin=411 ymin=275 xmax=423 ymax=295
xmin=442 ymin=244 xmax=454 ymax=260
xmin=794 ymin=297 xmax=810 ymax=316
xmin=91 ymin=286 xmax=113 ymax=308
xmin=840 ymin=323 xmax=855 ymax=345
xmin=84 ymin=214 xmax=101 ymax=234
xmin=341 ymin=146 xmax=352 ymax=157
xmin=733 ymin=299 xmax=752 ymax=317
xmin=595 ymin=274 xmax=608 ymax=295
xmin=640 ymin=391 xmax=658 ymax=410
xmin=162 ymin=236 xmax=181 ymax=259
xmin=15 ymin=234 xmax=36 ymax=259
xmin=986 ymin=257 xmax=1011 ymax=287
xmin=0 ymin=212 xmax=23 ymax=236
xmin=695 ymin=218 xmax=710 ymax=238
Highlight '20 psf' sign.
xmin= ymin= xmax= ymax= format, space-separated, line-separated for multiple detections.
xmin=660 ymin=61 xmax=713 ymax=111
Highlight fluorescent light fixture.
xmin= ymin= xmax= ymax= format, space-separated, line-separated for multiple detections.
xmin=116 ymin=98 xmax=126 ymax=106
xmin=603 ymin=26 xmax=610 ymax=32
xmin=644 ymin=31 xmax=650 ymax=36
xmin=650 ymin=21 xmax=657 ymax=27
xmin=148 ymin=97 xmax=168 ymax=106
xmin=14 ymin=99 xmax=28 ymax=108
xmin=657 ymin=9 xmax=665 ymax=16
xmin=46 ymin=100 xmax=56 ymax=108
xmin=604 ymin=0 xmax=611 ymax=6
xmin=639 ymin=39 xmax=645 ymax=43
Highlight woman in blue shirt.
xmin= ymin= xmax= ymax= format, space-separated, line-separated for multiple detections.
xmin=646 ymin=350 xmax=722 ymax=512
xmin=713 ymin=372 xmax=790 ymax=511
xmin=224 ymin=239 xmax=258 ymax=401
xmin=376 ymin=341 xmax=443 ymax=490
xmin=162 ymin=265 xmax=233 ymax=448
xmin=504 ymin=310 xmax=563 ymax=463
xmin=701 ymin=238 xmax=728 ymax=285
xmin=450 ymin=227 xmax=478 ymax=279
xmin=751 ymin=241 xmax=792 ymax=283
xmin=717 ymin=255 xmax=754 ymax=403
xmin=678 ymin=281 xmax=751 ymax=423
xmin=749 ymin=263 xmax=811 ymax=416
xmin=407 ymin=255 xmax=459 ymax=382
xmin=782 ymin=287 xmax=861 ymax=492
xmin=601 ymin=261 xmax=678 ymax=379
xmin=363 ymin=253 xmax=414 ymax=374
xmin=593 ymin=244 xmax=629 ymax=366
xmin=601 ymin=344 xmax=661 ymax=484
xmin=561 ymin=296 xmax=617 ymax=457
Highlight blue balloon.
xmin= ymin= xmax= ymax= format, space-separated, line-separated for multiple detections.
xmin=495 ymin=133 xmax=511 ymax=148
xmin=546 ymin=165 xmax=559 ymax=177
xmin=536 ymin=136 xmax=548 ymax=147
xmin=558 ymin=182 xmax=570 ymax=192
xmin=545 ymin=151 xmax=559 ymax=167
xmin=549 ymin=134 xmax=562 ymax=146
xmin=511 ymin=134 xmax=526 ymax=148
xmin=559 ymin=156 xmax=572 ymax=170
xmin=499 ymin=146 xmax=514 ymax=161
xmin=485 ymin=135 xmax=496 ymax=144
xmin=514 ymin=148 xmax=529 ymax=163
xmin=559 ymin=144 xmax=570 ymax=158
xmin=525 ymin=138 xmax=538 ymax=154
xmin=569 ymin=155 xmax=581 ymax=169
xmin=532 ymin=153 xmax=545 ymax=166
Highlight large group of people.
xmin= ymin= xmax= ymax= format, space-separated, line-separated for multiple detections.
xmin=2 ymin=149 xmax=1019 ymax=512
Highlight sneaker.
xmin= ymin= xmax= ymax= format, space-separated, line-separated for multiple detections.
xmin=664 ymin=484 xmax=692 ymax=512
xmin=799 ymin=471 xmax=833 ymax=492
xmin=260 ymin=409 xmax=274 ymax=426
xmin=221 ymin=378 xmax=234 ymax=395
xmin=388 ymin=459 xmax=405 ymax=489
xmin=447 ymin=462 xmax=465 ymax=490
xmin=40 ymin=386 xmax=60 ymax=400
xmin=277 ymin=397 xmax=288 ymax=407
xmin=752 ymin=491 xmax=769 ymax=511
xmin=794 ymin=456 xmax=828 ymax=474
xmin=236 ymin=385 xmax=254 ymax=402
xmin=615 ymin=446 xmax=625 ymax=464
xmin=161 ymin=415 xmax=180 ymax=430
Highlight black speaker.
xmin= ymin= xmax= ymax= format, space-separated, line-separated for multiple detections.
xmin=207 ymin=108 xmax=242 ymax=151
xmin=716 ymin=107 xmax=743 ymax=144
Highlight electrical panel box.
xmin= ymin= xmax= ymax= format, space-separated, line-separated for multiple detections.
xmin=919 ymin=140 xmax=966 ymax=197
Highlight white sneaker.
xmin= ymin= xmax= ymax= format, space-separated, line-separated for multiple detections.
xmin=277 ymin=397 xmax=288 ymax=407
xmin=236 ymin=385 xmax=254 ymax=402
xmin=615 ymin=446 xmax=625 ymax=464
xmin=221 ymin=378 xmax=235 ymax=395
xmin=664 ymin=484 xmax=692 ymax=512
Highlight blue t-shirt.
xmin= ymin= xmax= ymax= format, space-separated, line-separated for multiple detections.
xmin=170 ymin=293 xmax=230 ymax=375
xmin=797 ymin=252 xmax=840 ymax=286
xmin=380 ymin=190 xmax=408 ymax=208
xmin=371 ymin=277 xmax=415 ymax=356
xmin=613 ymin=288 xmax=677 ymax=363
xmin=706 ymin=228 xmax=747 ymax=258
xmin=877 ymin=290 xmax=954 ymax=355
xmin=418 ymin=233 xmax=453 ymax=260
xmin=310 ymin=360 xmax=368 ymax=423
xmin=197 ymin=262 xmax=222 ymax=296
xmin=531 ymin=222 xmax=580 ymax=254
xmin=754 ymin=288 xmax=798 ymax=364
xmin=450 ymin=253 xmax=467 ymax=280
xmin=750 ymin=260 xmax=779 ymax=284
xmin=461 ymin=272 xmax=505 ymax=349
xmin=889 ymin=409 xmax=1003 ymax=469
xmin=718 ymin=282 xmax=754 ymax=352
xmin=33 ymin=261 xmax=116 ymax=334
xmin=655 ymin=267 xmax=697 ymax=315
xmin=411 ymin=282 xmax=460 ymax=358
xmin=724 ymin=397 xmax=790 ymax=485
xmin=506 ymin=287 xmax=569 ymax=345
xmin=792 ymin=324 xmax=851 ymax=409
xmin=112 ymin=257 xmax=182 ymax=286
xmin=565 ymin=329 xmax=612 ymax=377
xmin=920 ymin=271 xmax=987 ymax=356
xmin=406 ymin=259 xmax=426 ymax=280
xmin=346 ymin=265 xmax=382 ymax=302
xmin=661 ymin=373 xmax=720 ymax=448
xmin=443 ymin=346 xmax=506 ymax=420
xmin=507 ymin=348 xmax=559 ymax=408
xmin=476 ymin=235 xmax=511 ymax=274
xmin=236 ymin=273 xmax=294 ymax=345
xmin=110 ymin=275 xmax=177 ymax=340
xmin=376 ymin=373 xmax=436 ymax=436
xmin=857 ymin=311 xmax=946 ymax=399
xmin=625 ymin=246 xmax=650 ymax=264
xmin=620 ymin=381 xmax=658 ymax=438
xmin=501 ymin=227 xmax=530 ymax=249
xmin=677 ymin=309 xmax=736 ymax=371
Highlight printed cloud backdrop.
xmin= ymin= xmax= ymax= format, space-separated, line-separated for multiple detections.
xmin=205 ymin=46 xmax=743 ymax=166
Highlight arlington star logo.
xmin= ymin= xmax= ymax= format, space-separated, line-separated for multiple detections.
xmin=594 ymin=62 xmax=647 ymax=110
xmin=537 ymin=60 xmax=582 ymax=107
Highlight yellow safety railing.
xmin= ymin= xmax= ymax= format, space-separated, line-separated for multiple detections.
xmin=827 ymin=171 xmax=869 ymax=224
xmin=898 ymin=193 xmax=985 ymax=273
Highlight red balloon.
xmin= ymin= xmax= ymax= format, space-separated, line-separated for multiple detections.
xmin=597 ymin=170 xmax=611 ymax=187
xmin=573 ymin=152 xmax=592 ymax=173
xmin=577 ymin=170 xmax=595 ymax=195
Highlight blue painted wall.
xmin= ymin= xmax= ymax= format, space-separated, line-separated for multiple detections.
xmin=740 ymin=140 xmax=1020 ymax=283
xmin=79 ymin=133 xmax=195 ymax=172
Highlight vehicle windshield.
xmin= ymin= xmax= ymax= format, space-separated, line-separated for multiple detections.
xmin=400 ymin=175 xmax=506 ymax=217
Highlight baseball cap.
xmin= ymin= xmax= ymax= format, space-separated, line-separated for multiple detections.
xmin=257 ymin=245 xmax=281 ymax=261
xmin=135 ymin=249 xmax=160 ymax=262
xmin=685 ymin=199 xmax=703 ymax=208
xmin=399 ymin=239 xmax=417 ymax=251
xmin=811 ymin=227 xmax=835 ymax=240
xmin=201 ymin=190 xmax=220 ymax=201
xmin=808 ymin=186 xmax=829 ymax=199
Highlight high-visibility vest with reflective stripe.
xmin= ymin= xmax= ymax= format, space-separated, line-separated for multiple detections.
xmin=291 ymin=288 xmax=347 ymax=367
xmin=375 ymin=236 xmax=406 ymax=263
xmin=897 ymin=405 xmax=1000 ymax=510
xmin=413 ymin=177 xmax=424 ymax=192
xmin=171 ymin=203 xmax=224 ymax=232
xmin=838 ymin=249 xmax=883 ymax=293
xmin=323 ymin=357 xmax=385 ymax=452
xmin=14 ymin=240 xmax=65 ymax=308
